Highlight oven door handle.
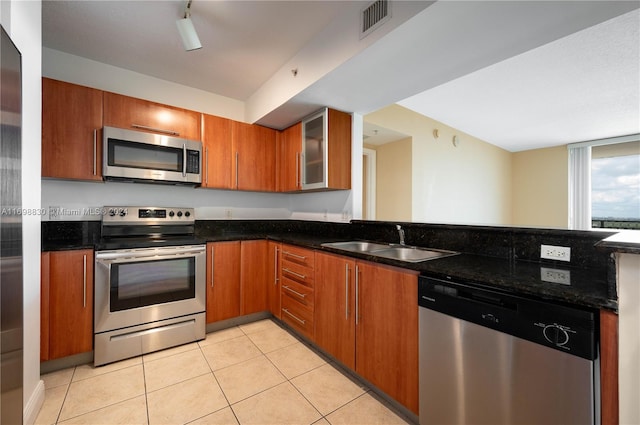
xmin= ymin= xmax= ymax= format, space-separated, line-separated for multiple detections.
xmin=96 ymin=246 xmax=205 ymax=261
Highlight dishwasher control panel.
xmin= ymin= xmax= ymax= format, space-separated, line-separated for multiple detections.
xmin=419 ymin=276 xmax=597 ymax=360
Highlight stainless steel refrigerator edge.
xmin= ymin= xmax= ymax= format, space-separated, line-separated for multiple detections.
xmin=0 ymin=24 xmax=24 ymax=424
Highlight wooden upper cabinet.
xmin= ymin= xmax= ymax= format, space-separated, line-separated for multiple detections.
xmin=279 ymin=122 xmax=302 ymax=192
xmin=233 ymin=121 xmax=277 ymax=192
xmin=301 ymin=108 xmax=351 ymax=191
xmin=103 ymin=92 xmax=201 ymax=141
xmin=202 ymin=114 xmax=234 ymax=189
xmin=42 ymin=78 xmax=103 ymax=181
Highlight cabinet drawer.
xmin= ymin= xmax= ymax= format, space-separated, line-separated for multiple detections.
xmin=281 ymin=295 xmax=314 ymax=340
xmin=281 ymin=278 xmax=314 ymax=310
xmin=281 ymin=245 xmax=315 ymax=269
xmin=281 ymin=261 xmax=314 ymax=287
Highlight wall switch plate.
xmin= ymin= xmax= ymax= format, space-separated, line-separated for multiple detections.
xmin=540 ymin=267 xmax=571 ymax=285
xmin=540 ymin=244 xmax=571 ymax=262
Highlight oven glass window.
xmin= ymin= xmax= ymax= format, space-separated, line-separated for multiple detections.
xmin=110 ymin=257 xmax=195 ymax=311
xmin=108 ymin=139 xmax=183 ymax=172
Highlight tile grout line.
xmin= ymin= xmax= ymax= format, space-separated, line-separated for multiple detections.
xmin=53 ymin=366 xmax=76 ymax=425
xmin=141 ymin=357 xmax=151 ymax=425
xmin=197 ymin=336 xmax=241 ymax=425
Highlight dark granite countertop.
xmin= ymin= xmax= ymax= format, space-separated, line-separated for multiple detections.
xmin=596 ymin=230 xmax=640 ymax=254
xmin=264 ymin=234 xmax=616 ymax=311
xmin=41 ymin=219 xmax=623 ymax=311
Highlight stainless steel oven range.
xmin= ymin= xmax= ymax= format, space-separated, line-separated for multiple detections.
xmin=94 ymin=206 xmax=205 ymax=366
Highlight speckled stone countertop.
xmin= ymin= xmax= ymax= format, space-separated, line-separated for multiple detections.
xmin=596 ymin=230 xmax=640 ymax=254
xmin=42 ymin=219 xmax=628 ymax=311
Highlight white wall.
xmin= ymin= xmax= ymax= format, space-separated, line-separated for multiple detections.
xmin=365 ymin=104 xmax=512 ymax=226
xmin=1 ymin=1 xmax=44 ymax=423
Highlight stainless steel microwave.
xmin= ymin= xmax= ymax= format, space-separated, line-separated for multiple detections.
xmin=103 ymin=126 xmax=202 ymax=185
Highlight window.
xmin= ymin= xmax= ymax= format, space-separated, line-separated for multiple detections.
xmin=591 ymin=142 xmax=640 ymax=230
xmin=569 ymin=137 xmax=640 ymax=230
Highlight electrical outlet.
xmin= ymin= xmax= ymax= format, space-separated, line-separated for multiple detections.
xmin=540 ymin=267 xmax=571 ymax=285
xmin=540 ymin=244 xmax=571 ymax=262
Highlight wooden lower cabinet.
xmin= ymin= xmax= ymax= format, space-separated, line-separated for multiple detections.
xmin=600 ymin=309 xmax=618 ymax=425
xmin=206 ymin=240 xmax=269 ymax=322
xmin=267 ymin=242 xmax=282 ymax=318
xmin=314 ymin=252 xmax=356 ymax=369
xmin=41 ymin=249 xmax=94 ymax=361
xmin=314 ymin=254 xmax=419 ymax=414
xmin=240 ymin=240 xmax=269 ymax=315
xmin=355 ymin=261 xmax=419 ymax=414
xmin=206 ymin=242 xmax=241 ymax=323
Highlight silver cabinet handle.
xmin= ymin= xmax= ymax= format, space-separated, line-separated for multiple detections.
xmin=298 ymin=152 xmax=303 ymax=188
xmin=182 ymin=144 xmax=187 ymax=177
xmin=235 ymin=152 xmax=239 ymax=189
xmin=131 ymin=124 xmax=179 ymax=136
xmin=355 ymin=265 xmax=359 ymax=325
xmin=83 ymin=254 xmax=87 ymax=308
xmin=283 ymin=285 xmax=306 ymax=299
xmin=93 ymin=129 xmax=97 ymax=176
xmin=282 ymin=308 xmax=305 ymax=325
xmin=282 ymin=268 xmax=306 ymax=280
xmin=295 ymin=153 xmax=299 ymax=188
xmin=274 ymin=247 xmax=279 ymax=285
xmin=283 ymin=250 xmax=306 ymax=261
xmin=210 ymin=246 xmax=215 ymax=288
xmin=345 ymin=263 xmax=349 ymax=320
xmin=205 ymin=147 xmax=209 ymax=185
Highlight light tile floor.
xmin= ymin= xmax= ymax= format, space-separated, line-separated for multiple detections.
xmin=36 ymin=319 xmax=412 ymax=425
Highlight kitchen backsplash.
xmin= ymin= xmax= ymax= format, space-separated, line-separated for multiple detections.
xmin=41 ymin=180 xmax=353 ymax=222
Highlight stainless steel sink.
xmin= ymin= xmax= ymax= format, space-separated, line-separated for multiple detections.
xmin=321 ymin=241 xmax=390 ymax=253
xmin=367 ymin=246 xmax=458 ymax=262
xmin=321 ymin=241 xmax=458 ymax=263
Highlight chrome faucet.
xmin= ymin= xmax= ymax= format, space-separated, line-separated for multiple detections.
xmin=396 ymin=224 xmax=406 ymax=246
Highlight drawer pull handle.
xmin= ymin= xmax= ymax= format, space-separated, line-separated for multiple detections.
xmin=131 ymin=124 xmax=180 ymax=136
xmin=283 ymin=251 xmax=306 ymax=261
xmin=282 ymin=308 xmax=306 ymax=325
xmin=282 ymin=268 xmax=306 ymax=280
xmin=283 ymin=285 xmax=306 ymax=299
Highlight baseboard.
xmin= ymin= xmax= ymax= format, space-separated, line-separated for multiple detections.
xmin=23 ymin=379 xmax=45 ymax=425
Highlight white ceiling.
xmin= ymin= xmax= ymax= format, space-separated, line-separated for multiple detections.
xmin=42 ymin=1 xmax=640 ymax=152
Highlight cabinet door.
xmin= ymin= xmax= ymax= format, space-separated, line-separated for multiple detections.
xmin=355 ymin=261 xmax=419 ymax=414
xmin=279 ymin=122 xmax=302 ymax=192
xmin=103 ymin=92 xmax=201 ymax=141
xmin=206 ymin=242 xmax=241 ymax=323
xmin=240 ymin=240 xmax=269 ymax=315
xmin=314 ymin=252 xmax=356 ymax=369
xmin=48 ymin=249 xmax=94 ymax=359
xmin=326 ymin=108 xmax=351 ymax=189
xmin=202 ymin=114 xmax=234 ymax=189
xmin=40 ymin=253 xmax=50 ymax=362
xmin=233 ymin=122 xmax=277 ymax=192
xmin=42 ymin=78 xmax=103 ymax=180
xmin=267 ymin=241 xmax=282 ymax=319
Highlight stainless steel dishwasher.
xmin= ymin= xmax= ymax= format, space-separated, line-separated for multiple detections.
xmin=418 ymin=276 xmax=599 ymax=425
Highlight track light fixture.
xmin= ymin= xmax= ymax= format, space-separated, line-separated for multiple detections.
xmin=176 ymin=0 xmax=202 ymax=51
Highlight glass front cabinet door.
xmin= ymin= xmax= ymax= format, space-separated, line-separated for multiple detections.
xmin=301 ymin=108 xmax=352 ymax=191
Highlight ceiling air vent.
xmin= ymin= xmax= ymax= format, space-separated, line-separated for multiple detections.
xmin=361 ymin=0 xmax=391 ymax=39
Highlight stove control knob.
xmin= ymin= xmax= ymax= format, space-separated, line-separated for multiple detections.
xmin=185 ymin=211 xmax=191 ymax=218
xmin=169 ymin=211 xmax=175 ymax=217
xmin=177 ymin=211 xmax=183 ymax=217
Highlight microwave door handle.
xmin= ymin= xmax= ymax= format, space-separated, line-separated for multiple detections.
xmin=182 ymin=144 xmax=187 ymax=177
